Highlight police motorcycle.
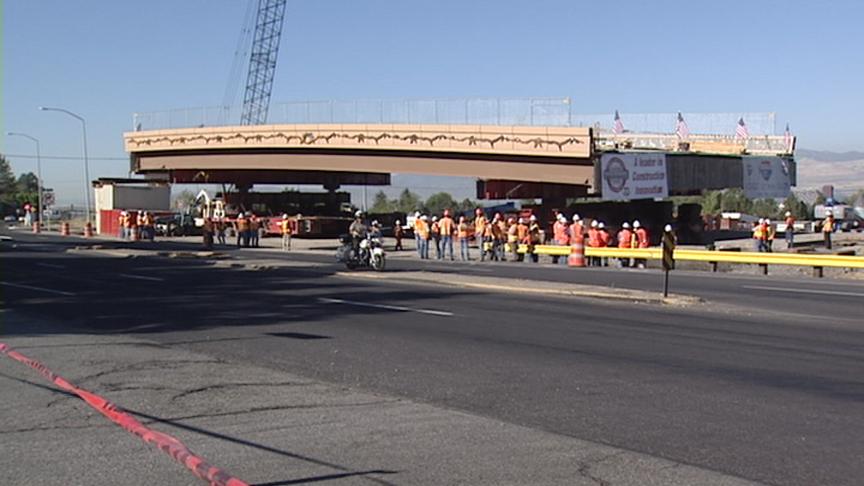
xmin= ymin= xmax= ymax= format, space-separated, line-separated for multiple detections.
xmin=336 ymin=232 xmax=386 ymax=271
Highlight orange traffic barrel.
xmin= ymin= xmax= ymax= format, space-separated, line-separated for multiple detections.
xmin=84 ymin=222 xmax=94 ymax=238
xmin=61 ymin=222 xmax=70 ymax=236
xmin=568 ymin=241 xmax=585 ymax=267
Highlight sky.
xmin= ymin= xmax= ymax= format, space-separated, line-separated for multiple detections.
xmin=3 ymin=0 xmax=864 ymax=205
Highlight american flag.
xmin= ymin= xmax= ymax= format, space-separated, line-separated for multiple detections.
xmin=675 ymin=112 xmax=689 ymax=139
xmin=735 ymin=117 xmax=749 ymax=139
xmin=613 ymin=110 xmax=624 ymax=134
xmin=783 ymin=123 xmax=793 ymax=151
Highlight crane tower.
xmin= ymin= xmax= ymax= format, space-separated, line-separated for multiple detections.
xmin=240 ymin=0 xmax=287 ymax=125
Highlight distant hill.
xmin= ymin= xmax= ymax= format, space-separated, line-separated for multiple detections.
xmin=795 ymin=148 xmax=864 ymax=191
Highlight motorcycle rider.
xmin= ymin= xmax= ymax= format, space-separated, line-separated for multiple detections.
xmin=349 ymin=210 xmax=368 ymax=258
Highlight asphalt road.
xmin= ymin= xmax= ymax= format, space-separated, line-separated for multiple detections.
xmin=3 ymin=230 xmax=864 ymax=485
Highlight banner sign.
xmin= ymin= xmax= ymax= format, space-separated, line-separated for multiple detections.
xmin=742 ymin=156 xmax=791 ymax=199
xmin=600 ymin=153 xmax=668 ymax=201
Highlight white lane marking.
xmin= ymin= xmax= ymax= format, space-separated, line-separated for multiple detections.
xmin=36 ymin=263 xmax=66 ymax=269
xmin=318 ymin=297 xmax=454 ymax=317
xmin=118 ymin=273 xmax=165 ymax=282
xmin=742 ymin=285 xmax=864 ymax=298
xmin=0 ymin=281 xmax=76 ymax=296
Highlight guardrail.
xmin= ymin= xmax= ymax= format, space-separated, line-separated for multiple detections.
xmin=517 ymin=245 xmax=864 ymax=277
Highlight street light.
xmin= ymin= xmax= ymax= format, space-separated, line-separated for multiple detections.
xmin=39 ymin=106 xmax=91 ymax=226
xmin=7 ymin=132 xmax=43 ymax=228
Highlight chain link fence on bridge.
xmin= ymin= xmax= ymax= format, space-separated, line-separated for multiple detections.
xmin=132 ymin=98 xmax=776 ymax=137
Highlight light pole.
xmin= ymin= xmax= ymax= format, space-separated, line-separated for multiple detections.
xmin=7 ymin=132 xmax=43 ymax=228
xmin=39 ymin=106 xmax=91 ymax=226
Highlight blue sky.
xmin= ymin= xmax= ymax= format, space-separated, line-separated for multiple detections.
xmin=4 ymin=0 xmax=864 ymax=204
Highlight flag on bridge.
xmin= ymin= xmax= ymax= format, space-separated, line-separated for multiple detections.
xmin=784 ymin=123 xmax=794 ymax=151
xmin=675 ymin=112 xmax=689 ymax=139
xmin=735 ymin=117 xmax=749 ymax=139
xmin=613 ymin=110 xmax=624 ymax=134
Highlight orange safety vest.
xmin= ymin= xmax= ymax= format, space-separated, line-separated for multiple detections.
xmin=569 ymin=223 xmax=584 ymax=244
xmin=439 ymin=216 xmax=454 ymax=236
xmin=280 ymin=219 xmax=292 ymax=235
xmin=636 ymin=228 xmax=649 ymax=248
xmin=587 ymin=228 xmax=600 ymax=247
xmin=416 ymin=219 xmax=430 ymax=239
xmin=823 ymin=217 xmax=834 ymax=233
xmin=753 ymin=225 xmax=763 ymax=239
xmin=553 ymin=221 xmax=569 ymax=245
xmin=457 ymin=222 xmax=469 ymax=238
xmin=430 ymin=221 xmax=440 ymax=236
xmin=237 ymin=217 xmax=249 ymax=232
xmin=507 ymin=224 xmax=518 ymax=243
xmin=474 ymin=216 xmax=487 ymax=236
xmin=598 ymin=230 xmax=610 ymax=247
xmin=618 ymin=229 xmax=633 ymax=248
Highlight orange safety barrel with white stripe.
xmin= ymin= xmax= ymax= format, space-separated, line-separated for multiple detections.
xmin=568 ymin=241 xmax=585 ymax=267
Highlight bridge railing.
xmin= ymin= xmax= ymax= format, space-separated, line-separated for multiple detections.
xmin=132 ymin=98 xmax=781 ymax=139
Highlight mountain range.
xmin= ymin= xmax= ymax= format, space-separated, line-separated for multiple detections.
xmin=795 ymin=148 xmax=864 ymax=191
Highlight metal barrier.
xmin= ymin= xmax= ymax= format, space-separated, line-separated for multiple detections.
xmin=517 ymin=245 xmax=864 ymax=277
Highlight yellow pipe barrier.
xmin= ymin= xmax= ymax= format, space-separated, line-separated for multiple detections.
xmin=519 ymin=245 xmax=864 ymax=270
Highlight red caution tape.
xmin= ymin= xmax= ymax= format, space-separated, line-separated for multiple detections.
xmin=0 ymin=342 xmax=249 ymax=486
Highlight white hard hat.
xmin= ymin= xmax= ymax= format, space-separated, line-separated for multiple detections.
xmin=421 ymin=215 xmax=428 ymax=221
xmin=826 ymin=210 xmax=833 ymax=215
xmin=432 ymin=216 xmax=438 ymax=221
xmin=633 ymin=220 xmax=641 ymax=228
xmin=529 ymin=215 xmax=537 ymax=221
xmin=372 ymin=220 xmax=379 ymax=226
xmin=572 ymin=214 xmax=581 ymax=222
xmin=282 ymin=213 xmax=288 ymax=218
xmin=758 ymin=218 xmax=765 ymax=224
xmin=765 ymin=219 xmax=771 ymax=224
xmin=395 ymin=220 xmax=401 ymax=225
xmin=664 ymin=224 xmax=673 ymax=232
xmin=355 ymin=210 xmax=363 ymax=218
xmin=785 ymin=211 xmax=791 ymax=217
xmin=591 ymin=220 xmax=598 ymax=228
xmin=622 ymin=222 xmax=630 ymax=229
xmin=518 ymin=217 xmax=526 ymax=224
xmin=557 ymin=214 xmax=566 ymax=222
xmin=598 ymin=222 xmax=606 ymax=229
xmin=414 ymin=211 xmax=421 ymax=217
xmin=238 ymin=212 xmax=244 ymax=218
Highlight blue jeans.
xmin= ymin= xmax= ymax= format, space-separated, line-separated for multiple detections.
xmin=434 ymin=237 xmax=442 ymax=259
xmin=419 ymin=238 xmax=429 ymax=259
xmin=460 ymin=238 xmax=470 ymax=260
xmin=441 ymin=236 xmax=454 ymax=260
xmin=415 ymin=235 xmax=422 ymax=257
xmin=786 ymin=230 xmax=794 ymax=248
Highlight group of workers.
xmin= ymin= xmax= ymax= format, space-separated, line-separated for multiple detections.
xmin=402 ymin=208 xmax=652 ymax=266
xmin=753 ymin=210 xmax=835 ymax=252
xmin=117 ymin=210 xmax=155 ymax=241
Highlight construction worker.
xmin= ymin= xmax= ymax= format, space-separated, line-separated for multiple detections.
xmin=633 ymin=220 xmax=649 ymax=268
xmin=784 ymin=211 xmax=796 ymax=249
xmin=439 ymin=210 xmax=455 ymax=260
xmin=117 ymin=211 xmax=126 ymax=239
xmin=280 ymin=213 xmax=292 ymax=251
xmin=552 ymin=214 xmax=570 ymax=264
xmin=369 ymin=220 xmax=383 ymax=239
xmin=494 ymin=213 xmax=508 ymax=261
xmin=513 ymin=217 xmax=528 ymax=262
xmin=457 ymin=215 xmax=470 ymax=260
xmin=823 ymin=210 xmax=835 ymax=250
xmin=235 ymin=212 xmax=249 ymax=248
xmin=474 ymin=208 xmax=488 ymax=260
xmin=430 ymin=216 xmax=442 ymax=259
xmin=416 ymin=214 xmax=430 ymax=259
xmin=394 ymin=220 xmax=404 ymax=251
xmin=483 ymin=218 xmax=496 ymax=261
xmin=765 ymin=219 xmax=775 ymax=253
xmin=587 ymin=220 xmax=600 ymax=266
xmin=570 ymin=214 xmax=584 ymax=245
xmin=753 ymin=219 xmax=765 ymax=252
xmin=249 ymin=214 xmax=260 ymax=247
xmin=413 ymin=211 xmax=422 ymax=258
xmin=215 ymin=217 xmax=226 ymax=245
xmin=527 ymin=215 xmax=541 ymax=263
xmin=598 ymin=222 xmax=610 ymax=267
xmin=617 ymin=222 xmax=633 ymax=267
xmin=506 ymin=217 xmax=519 ymax=261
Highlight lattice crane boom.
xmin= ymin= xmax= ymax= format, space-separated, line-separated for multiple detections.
xmin=240 ymin=0 xmax=287 ymax=125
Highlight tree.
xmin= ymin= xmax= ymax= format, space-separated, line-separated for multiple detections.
xmin=701 ymin=190 xmax=723 ymax=216
xmin=781 ymin=193 xmax=810 ymax=219
xmin=751 ymin=198 xmax=778 ymax=217
xmin=719 ymin=188 xmax=752 ymax=213
xmin=424 ymin=192 xmax=457 ymax=215
xmin=16 ymin=172 xmax=38 ymax=193
xmin=395 ymin=189 xmax=422 ymax=214
xmin=370 ymin=190 xmax=395 ymax=213
xmin=0 ymin=155 xmax=16 ymax=204
xmin=172 ymin=189 xmax=197 ymax=210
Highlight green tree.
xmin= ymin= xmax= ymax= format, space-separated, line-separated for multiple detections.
xmin=781 ymin=193 xmax=810 ymax=219
xmin=424 ymin=192 xmax=457 ymax=215
xmin=0 ymin=155 xmax=16 ymax=203
xmin=701 ymin=190 xmax=723 ymax=215
xmin=395 ymin=189 xmax=422 ymax=214
xmin=457 ymin=198 xmax=476 ymax=213
xmin=751 ymin=198 xmax=778 ymax=217
xmin=172 ymin=189 xmax=197 ymax=210
xmin=370 ymin=190 xmax=395 ymax=213
xmin=720 ymin=188 xmax=752 ymax=213
xmin=16 ymin=172 xmax=38 ymax=193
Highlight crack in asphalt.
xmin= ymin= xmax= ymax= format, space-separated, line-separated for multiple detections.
xmin=575 ymin=451 xmax=627 ymax=486
xmin=170 ymin=381 xmax=317 ymax=401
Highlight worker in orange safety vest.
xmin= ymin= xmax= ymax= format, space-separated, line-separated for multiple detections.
xmin=617 ymin=222 xmax=633 ymax=267
xmin=633 ymin=220 xmax=650 ymax=268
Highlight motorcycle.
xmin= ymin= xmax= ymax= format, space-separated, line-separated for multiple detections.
xmin=336 ymin=233 xmax=386 ymax=271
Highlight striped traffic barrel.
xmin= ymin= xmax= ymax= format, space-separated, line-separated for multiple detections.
xmin=568 ymin=240 xmax=585 ymax=267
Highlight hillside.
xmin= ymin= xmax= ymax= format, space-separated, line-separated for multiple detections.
xmin=795 ymin=148 xmax=864 ymax=190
